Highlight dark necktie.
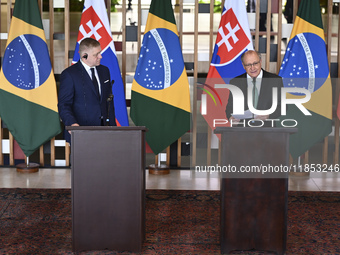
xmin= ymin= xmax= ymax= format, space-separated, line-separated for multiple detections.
xmin=90 ymin=68 xmax=100 ymax=100
xmin=252 ymin=78 xmax=258 ymax=108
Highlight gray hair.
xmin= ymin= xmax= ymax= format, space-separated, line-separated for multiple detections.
xmin=241 ymin=50 xmax=262 ymax=64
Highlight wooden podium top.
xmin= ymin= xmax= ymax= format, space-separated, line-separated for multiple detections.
xmin=66 ymin=126 xmax=147 ymax=132
xmin=214 ymin=127 xmax=297 ymax=134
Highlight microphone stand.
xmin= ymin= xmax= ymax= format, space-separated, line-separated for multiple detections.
xmin=105 ymin=80 xmax=114 ymax=126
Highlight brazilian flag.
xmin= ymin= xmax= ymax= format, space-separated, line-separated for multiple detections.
xmin=0 ymin=0 xmax=61 ymax=157
xmin=130 ymin=0 xmax=191 ymax=154
xmin=279 ymin=0 xmax=332 ymax=158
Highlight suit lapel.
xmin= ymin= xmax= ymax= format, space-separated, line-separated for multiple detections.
xmin=257 ymin=71 xmax=269 ymax=110
xmin=240 ymin=74 xmax=250 ymax=110
xmin=256 ymin=77 xmax=265 ymax=109
xmin=77 ymin=62 xmax=101 ymax=101
xmin=96 ymin=66 xmax=104 ymax=102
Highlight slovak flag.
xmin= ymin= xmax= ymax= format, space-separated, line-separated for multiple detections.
xmin=202 ymin=0 xmax=253 ymax=134
xmin=72 ymin=0 xmax=129 ymax=126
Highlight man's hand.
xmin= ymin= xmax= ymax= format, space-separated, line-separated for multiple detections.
xmin=229 ymin=116 xmax=241 ymax=125
xmin=68 ymin=123 xmax=79 ymax=134
xmin=254 ymin=114 xmax=269 ymax=120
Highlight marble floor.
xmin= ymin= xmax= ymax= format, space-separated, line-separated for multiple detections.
xmin=0 ymin=167 xmax=340 ymax=192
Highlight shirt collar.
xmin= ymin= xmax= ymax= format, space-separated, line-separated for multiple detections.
xmin=80 ymin=59 xmax=93 ymax=73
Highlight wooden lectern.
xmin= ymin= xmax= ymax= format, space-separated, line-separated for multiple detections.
xmin=214 ymin=127 xmax=296 ymax=255
xmin=67 ymin=126 xmax=146 ymax=253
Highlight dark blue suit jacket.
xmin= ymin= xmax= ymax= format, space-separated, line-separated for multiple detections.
xmin=58 ymin=61 xmax=116 ymax=142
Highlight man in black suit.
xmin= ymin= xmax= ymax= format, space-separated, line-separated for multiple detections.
xmin=226 ymin=50 xmax=283 ymax=127
xmin=58 ymin=37 xmax=116 ymax=142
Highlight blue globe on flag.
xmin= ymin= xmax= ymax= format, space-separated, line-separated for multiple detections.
xmin=3 ymin=34 xmax=51 ymax=90
xmin=279 ymin=33 xmax=328 ymax=94
xmin=134 ymin=28 xmax=184 ymax=91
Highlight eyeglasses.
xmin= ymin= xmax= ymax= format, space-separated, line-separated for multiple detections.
xmin=244 ymin=61 xmax=260 ymax=68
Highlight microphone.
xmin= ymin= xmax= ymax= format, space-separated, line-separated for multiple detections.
xmin=107 ymin=80 xmax=114 ymax=103
xmin=105 ymin=80 xmax=115 ymax=126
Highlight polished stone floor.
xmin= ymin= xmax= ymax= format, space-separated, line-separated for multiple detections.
xmin=0 ymin=167 xmax=340 ymax=191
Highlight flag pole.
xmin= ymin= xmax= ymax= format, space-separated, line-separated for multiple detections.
xmin=291 ymin=156 xmax=308 ymax=177
xmin=16 ymin=156 xmax=39 ymax=173
xmin=149 ymin=153 xmax=170 ymax=175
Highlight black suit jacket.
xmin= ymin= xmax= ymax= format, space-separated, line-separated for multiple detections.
xmin=58 ymin=61 xmax=116 ymax=142
xmin=226 ymin=69 xmax=283 ymax=126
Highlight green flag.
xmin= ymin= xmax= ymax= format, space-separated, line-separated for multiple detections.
xmin=0 ymin=0 xmax=61 ymax=157
xmin=130 ymin=0 xmax=191 ymax=154
xmin=279 ymin=0 xmax=332 ymax=158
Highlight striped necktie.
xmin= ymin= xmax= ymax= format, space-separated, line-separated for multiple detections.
xmin=252 ymin=78 xmax=258 ymax=108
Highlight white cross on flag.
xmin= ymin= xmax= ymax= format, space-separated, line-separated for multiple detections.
xmin=217 ymin=22 xmax=240 ymax=51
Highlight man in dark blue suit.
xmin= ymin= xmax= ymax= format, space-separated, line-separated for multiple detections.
xmin=58 ymin=38 xmax=116 ymax=143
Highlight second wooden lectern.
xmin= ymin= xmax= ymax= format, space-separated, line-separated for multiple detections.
xmin=214 ymin=127 xmax=296 ymax=255
xmin=68 ymin=126 xmax=146 ymax=253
